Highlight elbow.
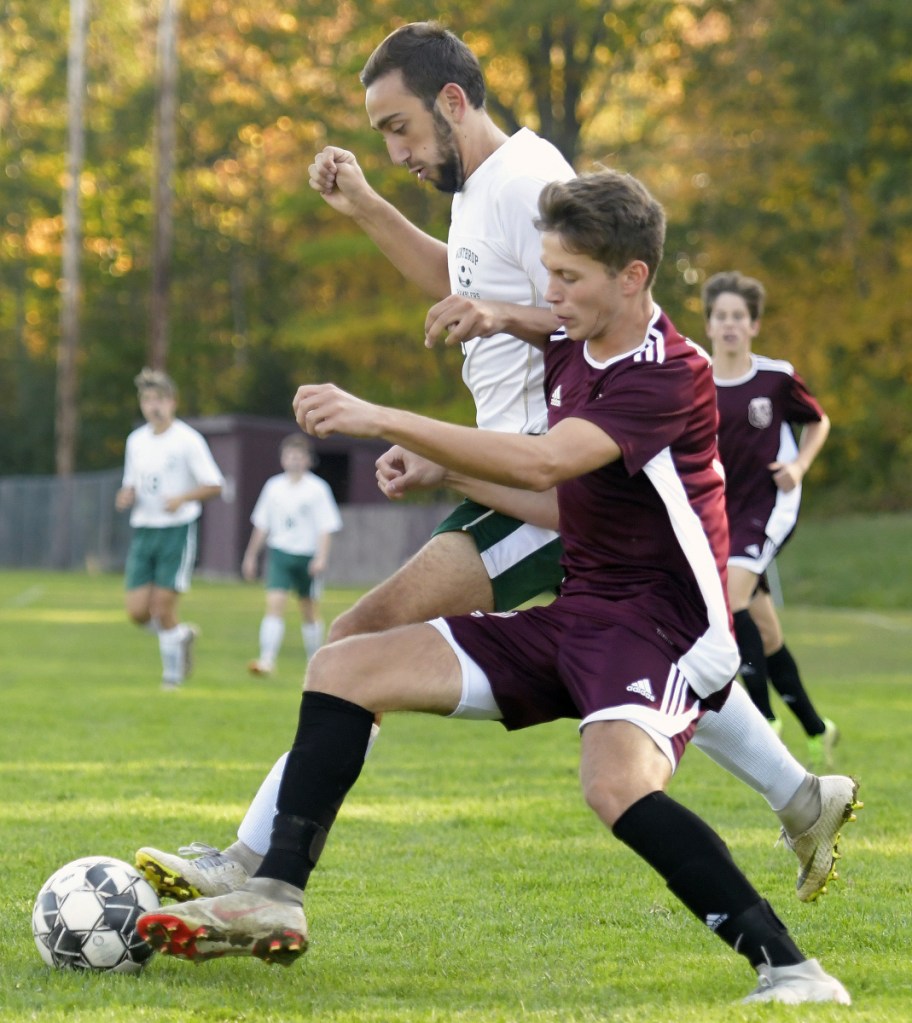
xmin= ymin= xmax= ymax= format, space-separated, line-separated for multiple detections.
xmin=520 ymin=459 xmax=564 ymax=492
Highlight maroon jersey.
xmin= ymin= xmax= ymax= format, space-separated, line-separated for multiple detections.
xmin=715 ymin=354 xmax=824 ymax=553
xmin=542 ymin=306 xmax=737 ymax=697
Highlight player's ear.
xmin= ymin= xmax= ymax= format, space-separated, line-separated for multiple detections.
xmin=437 ymin=82 xmax=468 ymax=122
xmin=620 ymin=260 xmax=650 ymax=294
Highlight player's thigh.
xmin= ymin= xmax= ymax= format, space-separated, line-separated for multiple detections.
xmin=330 ymin=531 xmax=493 ymax=640
xmin=727 ymin=564 xmax=759 ymax=611
xmin=307 ymin=622 xmax=463 ymax=714
xmin=749 ymin=588 xmax=783 ymax=652
xmin=579 ymin=719 xmax=673 ymax=826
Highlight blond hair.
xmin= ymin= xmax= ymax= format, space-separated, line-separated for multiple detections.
xmin=134 ymin=367 xmax=177 ymax=399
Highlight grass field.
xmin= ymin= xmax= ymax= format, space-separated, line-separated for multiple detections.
xmin=1 ymin=552 xmax=910 ymax=1021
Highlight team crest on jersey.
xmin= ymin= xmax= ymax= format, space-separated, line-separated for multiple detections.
xmin=748 ymin=397 xmax=773 ymax=429
xmin=454 ymin=245 xmax=478 ymax=290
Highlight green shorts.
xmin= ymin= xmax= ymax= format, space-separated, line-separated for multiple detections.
xmin=432 ymin=499 xmax=564 ymax=611
xmin=266 ymin=547 xmax=321 ymax=600
xmin=124 ymin=522 xmax=197 ymax=593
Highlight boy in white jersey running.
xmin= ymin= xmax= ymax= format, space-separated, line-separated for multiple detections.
xmin=242 ymin=434 xmax=343 ymax=675
xmin=135 ymin=22 xmax=859 ymax=905
xmin=115 ymin=368 xmax=224 ymax=689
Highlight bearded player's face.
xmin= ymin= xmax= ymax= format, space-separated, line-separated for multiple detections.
xmin=366 ymin=70 xmax=466 ymax=194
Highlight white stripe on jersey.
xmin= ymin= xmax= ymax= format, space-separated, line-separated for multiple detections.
xmin=642 ymin=448 xmax=740 ymax=698
xmin=753 ymin=353 xmax=797 ymax=376
xmin=764 ymin=422 xmax=802 ymax=546
xmin=633 ymin=322 xmax=667 ymax=364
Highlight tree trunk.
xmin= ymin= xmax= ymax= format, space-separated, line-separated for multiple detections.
xmin=53 ymin=0 xmax=89 ymax=567
xmin=150 ymin=0 xmax=179 ymax=369
xmin=57 ymin=0 xmax=88 ymax=479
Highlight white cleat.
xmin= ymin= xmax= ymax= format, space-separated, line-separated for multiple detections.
xmin=137 ymin=883 xmax=307 ymax=966
xmin=247 ymin=658 xmax=275 ymax=677
xmin=780 ymin=775 xmax=862 ymax=901
xmin=135 ymin=843 xmax=250 ymax=901
xmin=743 ymin=958 xmax=851 ymax=1004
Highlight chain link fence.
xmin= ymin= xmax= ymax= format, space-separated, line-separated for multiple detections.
xmin=0 ymin=470 xmax=451 ymax=585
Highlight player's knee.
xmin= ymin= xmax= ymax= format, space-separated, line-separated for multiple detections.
xmin=581 ymin=773 xmax=633 ymax=827
xmin=303 ymin=642 xmax=351 ymax=697
xmin=125 ymin=602 xmax=149 ymax=626
xmin=328 ymin=602 xmax=389 ymax=643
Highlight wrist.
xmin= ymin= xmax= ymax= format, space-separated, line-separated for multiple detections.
xmin=349 ymin=188 xmax=387 ymax=228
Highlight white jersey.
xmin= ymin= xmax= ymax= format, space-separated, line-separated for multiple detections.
xmin=122 ymin=419 xmax=224 ymax=528
xmin=251 ymin=472 xmax=342 ymax=556
xmin=449 ymin=128 xmax=575 ymax=434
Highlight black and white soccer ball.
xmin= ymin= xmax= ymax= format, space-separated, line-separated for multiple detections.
xmin=32 ymin=856 xmax=160 ymax=974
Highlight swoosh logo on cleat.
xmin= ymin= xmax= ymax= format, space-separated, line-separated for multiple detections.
xmin=210 ymin=904 xmax=280 ymax=923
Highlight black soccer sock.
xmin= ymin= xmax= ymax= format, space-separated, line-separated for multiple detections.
xmin=733 ymin=609 xmax=775 ymax=719
xmin=256 ymin=690 xmax=376 ymax=889
xmin=613 ymin=792 xmax=804 ymax=968
xmin=766 ymin=645 xmax=826 ymax=736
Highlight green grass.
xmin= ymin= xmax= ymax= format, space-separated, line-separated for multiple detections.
xmin=777 ymin=511 xmax=912 ymax=609
xmin=1 ymin=555 xmax=911 ymax=1021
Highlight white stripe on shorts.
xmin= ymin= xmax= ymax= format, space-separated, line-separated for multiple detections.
xmin=479 ymin=523 xmax=560 ymax=580
xmin=427 ymin=617 xmax=503 ymax=721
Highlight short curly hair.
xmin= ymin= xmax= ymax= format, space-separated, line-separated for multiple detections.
xmin=702 ymin=271 xmax=766 ymax=322
xmin=134 ymin=367 xmax=177 ymax=398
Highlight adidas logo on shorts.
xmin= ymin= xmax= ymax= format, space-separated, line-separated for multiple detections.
xmin=626 ymin=677 xmax=656 ymax=702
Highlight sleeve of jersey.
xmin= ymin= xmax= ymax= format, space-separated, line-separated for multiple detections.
xmin=576 ymin=360 xmax=696 ymax=476
xmin=187 ymin=431 xmax=226 ymax=487
xmin=315 ymin=482 xmax=343 ymax=534
xmin=250 ymin=483 xmax=271 ymax=531
xmin=122 ymin=436 xmax=137 ymax=487
xmin=783 ymin=370 xmax=825 ymax=424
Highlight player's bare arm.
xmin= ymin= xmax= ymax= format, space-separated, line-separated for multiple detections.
xmin=375 ymin=446 xmax=445 ymax=499
xmin=424 ymin=295 xmax=559 ymax=349
xmin=310 ymin=533 xmax=332 ymax=576
xmin=114 ymin=486 xmax=135 ymax=511
xmin=242 ymin=526 xmax=268 ymax=581
xmin=375 ymin=445 xmax=559 ymax=528
xmin=294 ymin=382 xmax=620 ymax=490
xmin=308 ymin=146 xmax=449 ymax=299
xmin=769 ymin=413 xmax=831 ymax=492
xmin=162 ymin=483 xmax=223 ymax=514
xmin=444 ymin=472 xmax=559 ymax=529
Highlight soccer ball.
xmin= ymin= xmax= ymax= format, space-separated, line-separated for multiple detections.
xmin=32 ymin=856 xmax=160 ymax=974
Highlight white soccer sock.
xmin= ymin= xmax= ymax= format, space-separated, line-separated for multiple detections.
xmin=236 ymin=723 xmax=382 ymax=856
xmin=258 ymin=614 xmax=285 ymax=666
xmin=237 ymin=752 xmax=289 ymax=856
xmin=144 ymin=617 xmax=161 ymax=634
xmin=692 ymin=682 xmax=807 ymax=811
xmin=302 ymin=620 xmax=324 ymax=659
xmin=158 ymin=625 xmax=184 ymax=683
